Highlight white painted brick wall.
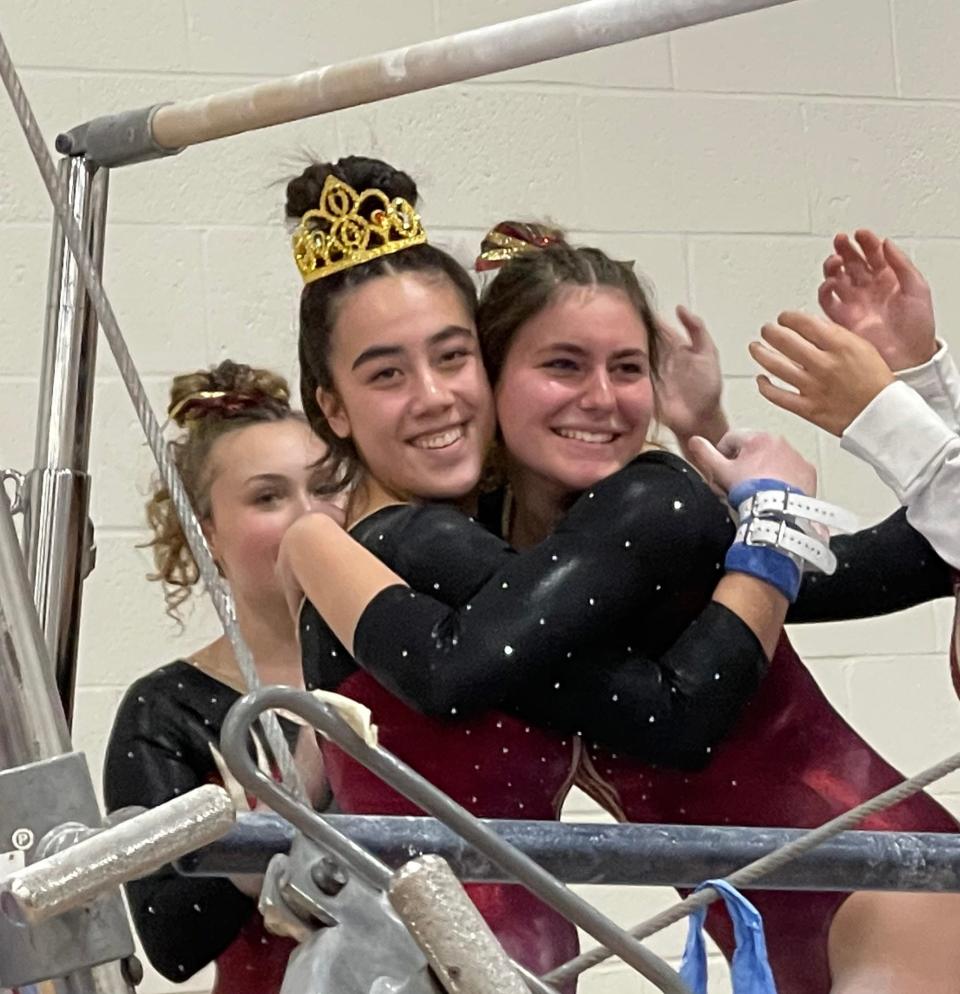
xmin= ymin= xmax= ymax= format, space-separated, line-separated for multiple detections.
xmin=0 ymin=3 xmax=958 ymax=992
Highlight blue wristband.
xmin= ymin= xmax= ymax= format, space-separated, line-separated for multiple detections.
xmin=728 ymin=477 xmax=807 ymax=509
xmin=726 ymin=479 xmax=809 ymax=600
xmin=725 ymin=540 xmax=803 ymax=602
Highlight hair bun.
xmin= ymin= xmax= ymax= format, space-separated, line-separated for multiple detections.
xmin=167 ymin=360 xmax=290 ymax=427
xmin=475 ymin=220 xmax=568 ymax=272
xmin=285 ymin=156 xmax=419 ymax=221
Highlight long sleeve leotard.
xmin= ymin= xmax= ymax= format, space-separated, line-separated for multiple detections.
xmin=299 ymin=450 xmax=957 ymax=994
xmin=302 ymin=451 xmax=773 ymax=768
xmin=304 ymin=452 xmax=950 ymax=765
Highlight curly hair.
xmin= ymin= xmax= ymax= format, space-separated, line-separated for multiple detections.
xmin=144 ymin=360 xmax=303 ymax=618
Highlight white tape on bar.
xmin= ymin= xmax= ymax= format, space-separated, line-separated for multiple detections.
xmin=149 ymin=0 xmax=802 ymax=151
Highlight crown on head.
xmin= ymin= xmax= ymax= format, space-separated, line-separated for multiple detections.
xmin=475 ymin=221 xmax=566 ymax=272
xmin=292 ymin=174 xmax=428 ymax=284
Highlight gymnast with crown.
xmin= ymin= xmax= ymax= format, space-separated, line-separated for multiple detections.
xmin=275 ymin=155 xmax=960 ymax=993
xmin=102 ymin=156 xmax=960 ymax=992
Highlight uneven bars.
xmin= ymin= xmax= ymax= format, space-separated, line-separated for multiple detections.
xmin=57 ymin=0 xmax=802 ymax=168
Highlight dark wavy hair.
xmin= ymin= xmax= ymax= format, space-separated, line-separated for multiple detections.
xmin=288 ymin=156 xmax=478 ymax=491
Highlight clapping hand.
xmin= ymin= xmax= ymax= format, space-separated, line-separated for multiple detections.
xmin=819 ymin=229 xmax=937 ymax=371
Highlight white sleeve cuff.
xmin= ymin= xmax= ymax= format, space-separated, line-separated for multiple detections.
xmin=896 ymin=340 xmax=960 ymax=429
xmin=841 ymin=380 xmax=959 ymax=502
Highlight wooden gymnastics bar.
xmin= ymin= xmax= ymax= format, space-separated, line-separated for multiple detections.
xmin=56 ymin=0 xmax=803 ymax=167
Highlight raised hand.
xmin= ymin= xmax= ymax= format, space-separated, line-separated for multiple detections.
xmin=655 ymin=305 xmax=729 ymax=444
xmin=818 ymin=229 xmax=936 ymax=370
xmin=687 ymin=428 xmax=817 ymax=498
xmin=750 ymin=310 xmax=894 ymax=436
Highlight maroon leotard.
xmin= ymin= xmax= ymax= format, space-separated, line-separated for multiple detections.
xmin=301 ymin=452 xmax=957 ymax=993
xmin=577 ymin=634 xmax=958 ymax=994
xmin=316 ymin=669 xmax=581 ymax=982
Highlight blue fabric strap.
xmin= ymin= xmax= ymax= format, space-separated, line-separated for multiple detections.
xmin=724 ymin=540 xmax=802 ymax=602
xmin=728 ymin=478 xmax=805 ymax=509
xmin=680 ymin=880 xmax=779 ymax=994
xmin=725 ymin=477 xmax=807 ymax=602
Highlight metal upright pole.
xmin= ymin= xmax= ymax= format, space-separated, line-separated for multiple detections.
xmin=0 ymin=485 xmax=133 ymax=994
xmin=0 ymin=157 xmax=129 ymax=991
xmin=0 ymin=486 xmax=71 ymax=764
xmin=22 ymin=156 xmax=108 ymax=724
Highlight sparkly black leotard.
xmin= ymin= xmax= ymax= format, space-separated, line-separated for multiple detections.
xmin=302 ymin=450 xmax=771 ymax=981
xmin=311 ymin=452 xmax=773 ymax=762
xmin=300 ymin=450 xmax=957 ymax=994
xmin=104 ymin=662 xmax=298 ymax=994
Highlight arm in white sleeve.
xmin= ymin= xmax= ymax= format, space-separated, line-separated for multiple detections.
xmin=897 ymin=341 xmax=960 ymax=431
xmin=842 ymin=380 xmax=960 ymax=569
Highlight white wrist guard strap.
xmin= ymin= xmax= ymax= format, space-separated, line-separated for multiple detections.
xmin=736 ymin=490 xmax=859 ymax=535
xmin=735 ymin=517 xmax=838 ymax=575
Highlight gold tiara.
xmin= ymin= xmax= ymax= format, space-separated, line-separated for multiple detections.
xmin=292 ymin=174 xmax=428 ymax=284
xmin=475 ymin=222 xmax=566 ymax=272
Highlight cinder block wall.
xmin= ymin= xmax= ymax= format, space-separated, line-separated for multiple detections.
xmin=0 ymin=3 xmax=956 ymax=991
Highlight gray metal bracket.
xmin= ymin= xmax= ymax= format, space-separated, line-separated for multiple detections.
xmin=56 ymin=104 xmax=181 ymax=168
xmin=262 ymin=832 xmax=441 ymax=994
xmin=22 ymin=468 xmax=97 ymax=580
xmin=0 ymin=752 xmax=133 ymax=988
xmin=1 ymin=469 xmax=24 ymax=515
